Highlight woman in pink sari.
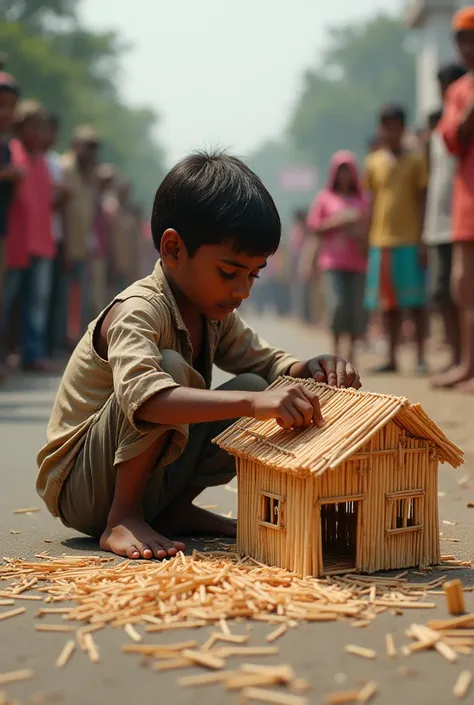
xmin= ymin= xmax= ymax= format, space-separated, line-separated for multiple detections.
xmin=307 ymin=151 xmax=369 ymax=363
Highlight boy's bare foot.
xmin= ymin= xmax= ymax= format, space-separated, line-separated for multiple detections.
xmin=431 ymin=365 xmax=474 ymax=389
xmin=100 ymin=518 xmax=185 ymax=560
xmin=155 ymin=502 xmax=237 ymax=538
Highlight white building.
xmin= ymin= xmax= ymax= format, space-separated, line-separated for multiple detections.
xmin=405 ymin=0 xmax=471 ymax=123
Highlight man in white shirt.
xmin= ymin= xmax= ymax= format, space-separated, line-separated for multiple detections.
xmin=423 ymin=63 xmax=466 ymax=375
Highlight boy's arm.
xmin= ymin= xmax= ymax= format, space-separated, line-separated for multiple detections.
xmin=213 ymin=311 xmax=299 ymax=383
xmin=214 ymin=311 xmax=360 ymax=388
xmin=106 ymin=299 xmax=323 ymax=428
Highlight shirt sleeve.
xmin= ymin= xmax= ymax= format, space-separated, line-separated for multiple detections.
xmin=214 ymin=312 xmax=300 ymax=383
xmin=106 ymin=297 xmax=180 ymax=432
xmin=306 ymin=193 xmax=326 ymax=230
xmin=438 ymin=83 xmax=463 ymax=157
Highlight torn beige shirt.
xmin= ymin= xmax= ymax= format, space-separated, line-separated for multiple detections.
xmin=36 ymin=260 xmax=300 ymax=517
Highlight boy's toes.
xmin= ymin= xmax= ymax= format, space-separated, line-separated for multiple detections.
xmin=150 ymin=542 xmax=167 ymax=559
xmin=159 ymin=538 xmax=179 ymax=557
xmin=173 ymin=540 xmax=185 ymax=551
xmin=137 ymin=544 xmax=153 ymax=559
xmin=126 ymin=545 xmax=141 ymax=559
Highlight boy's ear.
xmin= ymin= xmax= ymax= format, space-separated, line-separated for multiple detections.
xmin=160 ymin=229 xmax=185 ymax=265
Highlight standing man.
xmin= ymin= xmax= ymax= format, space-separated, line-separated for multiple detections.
xmin=424 ymin=64 xmax=466 ymax=380
xmin=436 ymin=8 xmax=474 ymax=392
xmin=61 ymin=125 xmax=99 ymax=344
xmin=364 ymin=104 xmax=428 ymax=375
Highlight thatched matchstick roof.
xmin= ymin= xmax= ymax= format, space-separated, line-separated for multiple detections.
xmin=213 ymin=377 xmax=464 ymax=476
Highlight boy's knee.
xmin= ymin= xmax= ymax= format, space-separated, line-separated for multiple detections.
xmin=225 ymin=372 xmax=268 ymax=393
xmin=160 ymin=349 xmax=206 ymax=389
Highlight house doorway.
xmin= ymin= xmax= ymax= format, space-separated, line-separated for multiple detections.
xmin=320 ymin=499 xmax=360 ymax=575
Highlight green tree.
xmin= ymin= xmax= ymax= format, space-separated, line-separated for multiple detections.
xmin=289 ymin=14 xmax=416 ymax=174
xmin=0 ymin=0 xmax=166 ymax=209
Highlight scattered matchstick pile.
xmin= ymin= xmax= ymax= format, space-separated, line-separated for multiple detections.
xmin=0 ymin=550 xmax=473 ymax=703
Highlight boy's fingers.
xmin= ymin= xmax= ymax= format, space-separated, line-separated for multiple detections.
xmin=299 ymin=388 xmax=324 ymax=427
xmin=276 ymin=408 xmax=297 ymax=430
xmin=336 ymin=358 xmax=347 ymax=388
xmin=285 ymin=402 xmax=305 ymax=428
xmin=346 ymin=363 xmax=361 ymax=389
xmin=293 ymin=396 xmax=314 ymax=427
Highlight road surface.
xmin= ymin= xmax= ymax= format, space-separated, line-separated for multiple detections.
xmin=1 ymin=313 xmax=473 ymax=705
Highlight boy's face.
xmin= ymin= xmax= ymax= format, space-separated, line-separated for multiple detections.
xmin=19 ymin=114 xmax=46 ymax=152
xmin=380 ymin=117 xmax=404 ymax=151
xmin=457 ymin=31 xmax=474 ymax=71
xmin=161 ymin=229 xmax=268 ymax=320
xmin=0 ymin=89 xmax=17 ymax=135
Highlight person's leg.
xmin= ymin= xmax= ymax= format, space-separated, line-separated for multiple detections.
xmin=22 ymin=257 xmax=53 ymax=369
xmin=322 ymin=270 xmax=344 ymax=357
xmin=58 ymin=350 xmax=203 ymax=558
xmin=380 ymin=309 xmax=401 ymax=371
xmin=410 ymin=307 xmax=428 ymax=373
xmin=0 ymin=268 xmax=24 ymax=363
xmin=433 ymin=242 xmax=474 ymax=388
xmin=436 ymin=244 xmax=460 ymax=369
xmin=348 ymin=272 xmax=367 ymax=365
xmin=151 ymin=372 xmax=268 ymax=537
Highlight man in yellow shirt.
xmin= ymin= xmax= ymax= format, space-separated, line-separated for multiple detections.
xmin=364 ymin=104 xmax=428 ymax=374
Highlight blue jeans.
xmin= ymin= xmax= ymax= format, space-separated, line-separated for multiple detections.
xmin=2 ymin=257 xmax=53 ymax=365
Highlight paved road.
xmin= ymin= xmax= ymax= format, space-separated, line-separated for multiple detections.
xmin=1 ymin=313 xmax=474 ymax=705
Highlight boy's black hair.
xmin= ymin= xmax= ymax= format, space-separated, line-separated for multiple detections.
xmin=379 ymin=103 xmax=406 ymax=127
xmin=427 ymin=109 xmax=443 ymax=130
xmin=151 ymin=150 xmax=281 ymax=257
xmin=437 ymin=62 xmax=466 ymax=87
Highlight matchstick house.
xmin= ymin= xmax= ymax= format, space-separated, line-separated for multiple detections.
xmin=214 ymin=378 xmax=464 ymax=577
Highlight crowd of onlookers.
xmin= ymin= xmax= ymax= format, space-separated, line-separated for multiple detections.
xmin=0 ymin=66 xmax=149 ymax=382
xmin=251 ymin=6 xmax=474 ymax=395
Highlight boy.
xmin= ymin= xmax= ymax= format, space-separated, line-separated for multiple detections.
xmin=436 ymin=7 xmax=474 ymax=393
xmin=2 ymin=99 xmax=55 ymax=371
xmin=364 ymin=104 xmax=428 ymax=375
xmin=0 ymin=69 xmax=22 ymax=375
xmin=37 ymin=151 xmax=360 ymax=561
xmin=423 ymin=64 xmax=466 ymax=379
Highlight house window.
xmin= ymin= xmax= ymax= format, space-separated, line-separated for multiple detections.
xmin=258 ymin=491 xmax=285 ymax=530
xmin=386 ymin=490 xmax=424 ymax=534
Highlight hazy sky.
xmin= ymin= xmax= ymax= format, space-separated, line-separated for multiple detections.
xmin=81 ymin=0 xmax=402 ymax=165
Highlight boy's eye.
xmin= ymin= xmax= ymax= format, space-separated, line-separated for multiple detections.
xmin=218 ymin=268 xmax=260 ymax=281
xmin=218 ymin=268 xmax=237 ymax=280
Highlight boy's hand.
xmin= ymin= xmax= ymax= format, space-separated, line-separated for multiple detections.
xmin=251 ymin=383 xmax=324 ymax=430
xmin=308 ymin=355 xmax=361 ymax=389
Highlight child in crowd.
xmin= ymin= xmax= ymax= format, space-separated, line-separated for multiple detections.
xmin=2 ymin=99 xmax=55 ymax=371
xmin=435 ymin=7 xmax=474 ymax=393
xmin=423 ymin=64 xmax=466 ymax=377
xmin=37 ymin=151 xmax=360 ymax=561
xmin=0 ymin=69 xmax=21 ymax=378
xmin=364 ymin=105 xmax=428 ymax=375
xmin=307 ymin=151 xmax=368 ymax=365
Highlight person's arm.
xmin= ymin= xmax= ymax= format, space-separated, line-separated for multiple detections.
xmin=106 ymin=299 xmax=323 ymax=431
xmin=0 ymin=164 xmax=24 ymax=182
xmin=438 ymin=81 xmax=469 ymax=156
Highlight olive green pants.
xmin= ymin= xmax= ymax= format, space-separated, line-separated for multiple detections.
xmin=59 ymin=349 xmax=267 ymax=537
